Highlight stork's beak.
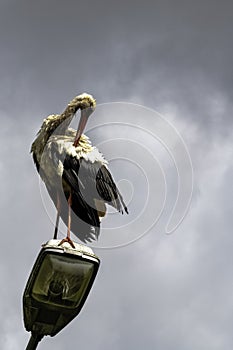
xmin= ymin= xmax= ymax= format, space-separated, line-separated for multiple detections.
xmin=73 ymin=108 xmax=90 ymax=147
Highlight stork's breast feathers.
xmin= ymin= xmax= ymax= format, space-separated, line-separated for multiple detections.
xmin=47 ymin=133 xmax=107 ymax=164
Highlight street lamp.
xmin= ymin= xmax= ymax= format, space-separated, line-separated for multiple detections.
xmin=23 ymin=239 xmax=100 ymax=349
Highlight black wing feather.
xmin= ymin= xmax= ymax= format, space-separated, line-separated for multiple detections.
xmin=96 ymin=165 xmax=128 ymax=213
xmin=62 ymin=156 xmax=101 ymax=241
xmin=40 ymin=153 xmax=128 ymax=243
xmin=62 ymin=153 xmax=128 ymax=218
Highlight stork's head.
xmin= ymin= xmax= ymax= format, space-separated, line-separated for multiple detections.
xmin=72 ymin=93 xmax=96 ymax=147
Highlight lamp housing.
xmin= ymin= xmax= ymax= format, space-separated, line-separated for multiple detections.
xmin=23 ymin=239 xmax=100 ymax=337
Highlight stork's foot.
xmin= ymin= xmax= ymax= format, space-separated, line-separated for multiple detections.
xmin=58 ymin=236 xmax=75 ymax=249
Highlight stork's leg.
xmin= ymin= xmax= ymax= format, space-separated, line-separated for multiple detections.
xmin=53 ymin=192 xmax=61 ymax=239
xmin=58 ymin=192 xmax=75 ymax=248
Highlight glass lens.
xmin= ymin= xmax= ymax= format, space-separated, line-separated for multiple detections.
xmin=32 ymin=253 xmax=94 ymax=308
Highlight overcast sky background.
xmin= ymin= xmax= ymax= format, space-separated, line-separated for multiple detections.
xmin=0 ymin=0 xmax=233 ymax=349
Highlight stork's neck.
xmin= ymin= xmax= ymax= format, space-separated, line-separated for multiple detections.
xmin=45 ymin=96 xmax=85 ymax=137
xmin=60 ymin=99 xmax=81 ymax=120
xmin=31 ymin=113 xmax=73 ymax=165
xmin=31 ymin=93 xmax=96 ymax=163
xmin=42 ymin=93 xmax=96 ymax=140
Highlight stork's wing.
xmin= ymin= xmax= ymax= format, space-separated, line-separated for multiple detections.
xmin=62 ymin=156 xmax=101 ymax=238
xmin=95 ymin=163 xmax=128 ymax=214
xmin=62 ymin=155 xmax=128 ymax=215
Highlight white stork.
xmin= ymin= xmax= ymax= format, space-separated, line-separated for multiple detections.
xmin=31 ymin=93 xmax=128 ymax=247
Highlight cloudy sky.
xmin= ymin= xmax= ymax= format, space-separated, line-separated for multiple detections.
xmin=1 ymin=0 xmax=233 ymax=349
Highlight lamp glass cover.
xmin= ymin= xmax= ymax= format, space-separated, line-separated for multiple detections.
xmin=31 ymin=253 xmax=95 ymax=308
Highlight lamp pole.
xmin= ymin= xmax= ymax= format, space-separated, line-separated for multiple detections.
xmin=25 ymin=333 xmax=43 ymax=350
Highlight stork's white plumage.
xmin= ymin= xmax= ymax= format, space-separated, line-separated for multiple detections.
xmin=31 ymin=93 xmax=128 ymax=245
